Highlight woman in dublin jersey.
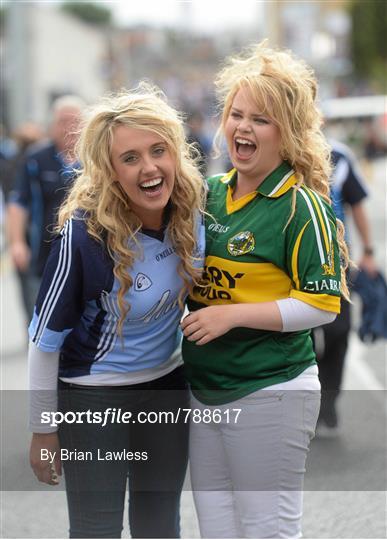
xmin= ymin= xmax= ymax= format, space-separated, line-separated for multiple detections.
xmin=182 ymin=42 xmax=350 ymax=538
xmin=29 ymin=83 xmax=205 ymax=539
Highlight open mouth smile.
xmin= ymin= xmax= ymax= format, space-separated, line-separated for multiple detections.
xmin=139 ymin=177 xmax=164 ymax=196
xmin=235 ymin=137 xmax=257 ymax=159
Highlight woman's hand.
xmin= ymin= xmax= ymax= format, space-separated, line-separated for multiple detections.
xmin=30 ymin=432 xmax=62 ymax=485
xmin=181 ymin=302 xmax=283 ymax=345
xmin=181 ymin=306 xmax=235 ymax=345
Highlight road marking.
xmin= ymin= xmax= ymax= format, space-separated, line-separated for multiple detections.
xmin=343 ymin=333 xmax=385 ymax=391
xmin=343 ymin=331 xmax=386 ymax=414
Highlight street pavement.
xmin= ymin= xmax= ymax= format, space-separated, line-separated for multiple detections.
xmin=1 ymin=158 xmax=386 ymax=538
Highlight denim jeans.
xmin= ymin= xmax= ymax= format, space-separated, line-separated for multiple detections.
xmin=58 ymin=366 xmax=189 ymax=538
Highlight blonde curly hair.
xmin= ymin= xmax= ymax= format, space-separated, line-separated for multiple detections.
xmin=214 ymin=41 xmax=350 ymax=299
xmin=58 ymin=82 xmax=206 ymax=334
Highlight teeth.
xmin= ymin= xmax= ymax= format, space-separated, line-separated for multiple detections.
xmin=235 ymin=138 xmax=255 ymax=146
xmin=140 ymin=178 xmax=163 ymax=188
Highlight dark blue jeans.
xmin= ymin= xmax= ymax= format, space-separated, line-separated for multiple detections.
xmin=58 ymin=366 xmax=189 ymax=538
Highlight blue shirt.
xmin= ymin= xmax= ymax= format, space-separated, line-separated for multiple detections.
xmin=29 ymin=215 xmax=205 ymax=379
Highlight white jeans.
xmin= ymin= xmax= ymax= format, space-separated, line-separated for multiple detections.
xmin=189 ymin=366 xmax=321 ymax=539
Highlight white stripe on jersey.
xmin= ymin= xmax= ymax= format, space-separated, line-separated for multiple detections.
xmin=95 ymin=324 xmax=117 ymax=362
xmin=95 ymin=292 xmax=118 ymax=361
xmin=298 ymin=188 xmax=326 ymax=264
xmin=97 ymin=293 xmax=113 ymax=350
xmin=33 ymin=220 xmax=73 ymax=345
xmin=268 ymin=169 xmax=295 ymax=196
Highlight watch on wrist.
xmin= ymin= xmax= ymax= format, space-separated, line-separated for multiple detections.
xmin=363 ymin=247 xmax=374 ymax=256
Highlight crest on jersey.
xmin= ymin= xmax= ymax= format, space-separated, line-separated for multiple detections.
xmin=134 ymin=273 xmax=153 ymax=292
xmin=322 ymin=244 xmax=336 ymax=276
xmin=227 ymin=231 xmax=255 ymax=256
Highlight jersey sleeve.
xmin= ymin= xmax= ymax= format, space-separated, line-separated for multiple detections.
xmin=28 ymin=218 xmax=85 ymax=351
xmin=285 ymin=187 xmax=342 ymax=313
xmin=340 ymin=155 xmax=368 ymax=206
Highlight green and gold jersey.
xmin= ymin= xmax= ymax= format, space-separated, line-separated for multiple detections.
xmin=182 ymin=161 xmax=342 ymax=404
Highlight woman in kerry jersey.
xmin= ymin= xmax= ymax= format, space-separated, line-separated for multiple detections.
xmin=182 ymin=43 xmax=349 ymax=538
xmin=28 ymin=83 xmax=205 ymax=538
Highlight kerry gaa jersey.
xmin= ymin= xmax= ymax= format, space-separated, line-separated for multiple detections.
xmin=182 ymin=162 xmax=342 ymax=404
xmin=29 ymin=214 xmax=205 ymax=380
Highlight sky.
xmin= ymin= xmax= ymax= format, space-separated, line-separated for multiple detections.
xmin=5 ymin=1 xmax=264 ymax=33
xmin=101 ymin=0 xmax=263 ymax=32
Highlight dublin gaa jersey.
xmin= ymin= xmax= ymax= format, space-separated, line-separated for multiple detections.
xmin=182 ymin=162 xmax=342 ymax=404
xmin=29 ymin=214 xmax=205 ymax=380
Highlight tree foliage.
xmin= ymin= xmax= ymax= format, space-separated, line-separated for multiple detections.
xmin=349 ymin=0 xmax=387 ymax=90
xmin=61 ymin=2 xmax=112 ymax=26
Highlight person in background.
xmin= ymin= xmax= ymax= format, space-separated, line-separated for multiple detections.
xmin=0 ymin=123 xmax=17 ymax=161
xmin=0 ymin=123 xmax=18 ymax=239
xmin=28 ymin=83 xmax=205 ymax=538
xmin=2 ymin=123 xmax=45 ymax=200
xmin=6 ymin=96 xmax=84 ymax=320
xmin=1 ymin=122 xmax=44 ymax=311
xmin=186 ymin=110 xmax=212 ymax=177
xmin=181 ymin=42 xmax=349 ymax=538
xmin=315 ymin=138 xmax=378 ymax=436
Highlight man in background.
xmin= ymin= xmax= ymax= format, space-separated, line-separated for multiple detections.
xmin=6 ymin=96 xmax=84 ymax=320
xmin=316 ymin=139 xmax=378 ymax=436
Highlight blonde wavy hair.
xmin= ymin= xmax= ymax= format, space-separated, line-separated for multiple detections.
xmin=58 ymin=82 xmax=206 ymax=334
xmin=214 ymin=41 xmax=350 ymax=299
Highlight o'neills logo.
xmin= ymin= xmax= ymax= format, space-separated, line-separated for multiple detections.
xmin=227 ymin=231 xmax=255 ymax=256
xmin=208 ymin=223 xmax=230 ymax=233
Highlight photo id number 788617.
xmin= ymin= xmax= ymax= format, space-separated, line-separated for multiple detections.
xmin=184 ymin=408 xmax=242 ymax=424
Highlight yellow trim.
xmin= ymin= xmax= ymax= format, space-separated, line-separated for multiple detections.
xmin=226 ymin=185 xmax=258 ymax=214
xmin=271 ymin=174 xmax=298 ymax=198
xmin=291 ymin=220 xmax=310 ymax=290
xmin=220 ymin=169 xmax=236 ymax=184
xmin=290 ymin=290 xmax=341 ymax=313
xmin=305 ymin=188 xmax=330 ymax=253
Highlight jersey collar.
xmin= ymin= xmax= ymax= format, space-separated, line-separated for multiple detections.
xmin=221 ymin=161 xmax=298 ymax=199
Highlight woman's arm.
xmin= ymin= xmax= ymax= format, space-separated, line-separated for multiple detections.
xmin=28 ymin=218 xmax=88 ymax=484
xmin=181 ymin=298 xmax=336 ymax=345
xmin=29 ymin=342 xmax=62 ymax=485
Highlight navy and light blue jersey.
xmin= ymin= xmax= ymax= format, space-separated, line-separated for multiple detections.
xmin=29 ymin=216 xmax=205 ymax=380
xmin=330 ymin=140 xmax=368 ymax=229
xmin=8 ymin=142 xmax=77 ymax=276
